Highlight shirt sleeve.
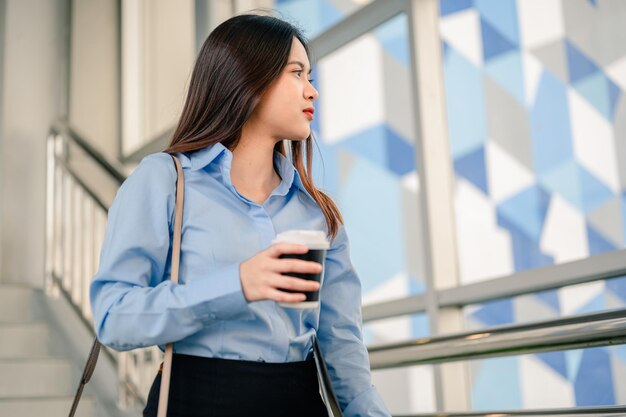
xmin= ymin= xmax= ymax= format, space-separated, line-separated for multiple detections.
xmin=89 ymin=153 xmax=253 ymax=352
xmin=317 ymin=224 xmax=391 ymax=417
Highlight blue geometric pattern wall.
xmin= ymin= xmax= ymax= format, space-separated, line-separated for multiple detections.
xmin=441 ymin=0 xmax=626 ymax=283
xmin=275 ymin=0 xmax=626 ymax=412
xmin=275 ymin=0 xmax=430 ymax=349
xmin=441 ymin=0 xmax=626 ymax=409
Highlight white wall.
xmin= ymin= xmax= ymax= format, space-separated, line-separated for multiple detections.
xmin=122 ymin=0 xmax=195 ymax=157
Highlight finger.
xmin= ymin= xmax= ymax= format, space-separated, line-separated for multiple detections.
xmin=274 ymin=259 xmax=323 ymax=274
xmin=273 ymin=274 xmax=321 ymax=292
xmin=267 ymin=288 xmax=307 ymax=303
xmin=268 ymin=242 xmax=309 ymax=257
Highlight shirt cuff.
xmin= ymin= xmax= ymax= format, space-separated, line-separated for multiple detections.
xmin=342 ymin=385 xmax=391 ymax=417
xmin=183 ymin=263 xmax=254 ymax=323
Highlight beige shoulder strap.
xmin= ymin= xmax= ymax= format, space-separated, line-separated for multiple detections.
xmin=157 ymin=154 xmax=185 ymax=417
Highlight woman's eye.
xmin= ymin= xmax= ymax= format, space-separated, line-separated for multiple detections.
xmin=293 ymin=70 xmax=314 ymax=83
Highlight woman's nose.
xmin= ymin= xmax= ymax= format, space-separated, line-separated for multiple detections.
xmin=306 ymin=85 xmax=319 ymax=101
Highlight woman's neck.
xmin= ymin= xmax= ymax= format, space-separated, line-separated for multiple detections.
xmin=230 ymin=134 xmax=282 ymax=197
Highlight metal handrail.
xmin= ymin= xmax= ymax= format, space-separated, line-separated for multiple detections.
xmin=363 ymin=250 xmax=626 ymax=323
xmin=368 ymin=308 xmax=626 ymax=369
xmin=49 ymin=120 xmax=127 ymax=183
xmin=370 ymin=309 xmax=626 ymax=417
xmin=121 ymin=126 xmax=173 ymax=164
xmin=46 ymin=122 xmax=162 ymax=409
xmin=47 ymin=120 xmax=626 ymax=415
xmin=394 ymin=404 xmax=626 ymax=417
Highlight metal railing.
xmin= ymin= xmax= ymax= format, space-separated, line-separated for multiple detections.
xmin=393 ymin=405 xmax=626 ymax=417
xmin=45 ymin=119 xmax=626 ymax=416
xmin=362 ymin=250 xmax=626 ymax=323
xmin=368 ymin=308 xmax=626 ymax=417
xmin=369 ymin=308 xmax=626 ymax=368
xmin=45 ymin=121 xmax=163 ymax=408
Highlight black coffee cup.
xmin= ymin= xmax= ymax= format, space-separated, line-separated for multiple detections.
xmin=272 ymin=230 xmax=329 ymax=308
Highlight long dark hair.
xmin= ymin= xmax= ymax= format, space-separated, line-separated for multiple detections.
xmin=164 ymin=13 xmax=343 ymax=240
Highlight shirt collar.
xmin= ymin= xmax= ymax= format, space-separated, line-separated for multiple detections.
xmin=175 ymin=142 xmax=315 ymax=202
xmin=177 ymin=142 xmax=225 ymax=171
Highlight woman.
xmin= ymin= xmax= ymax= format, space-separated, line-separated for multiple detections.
xmin=90 ymin=13 xmax=390 ymax=417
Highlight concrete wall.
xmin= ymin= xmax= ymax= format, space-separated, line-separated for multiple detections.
xmin=69 ymin=0 xmax=119 ymax=160
xmin=0 ymin=0 xmax=69 ymax=286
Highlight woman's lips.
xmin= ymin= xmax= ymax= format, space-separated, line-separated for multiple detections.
xmin=303 ymin=110 xmax=314 ymax=119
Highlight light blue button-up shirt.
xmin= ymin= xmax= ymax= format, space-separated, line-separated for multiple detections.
xmin=90 ymin=142 xmax=390 ymax=416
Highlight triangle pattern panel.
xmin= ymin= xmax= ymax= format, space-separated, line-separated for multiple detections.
xmin=454 ymin=177 xmax=515 ymax=284
xmin=374 ymin=14 xmax=410 ymax=67
xmin=530 ymin=70 xmax=574 ymax=176
xmin=480 ymin=17 xmax=517 ymax=62
xmin=540 ymin=194 xmax=589 ymax=264
xmin=540 ymin=160 xmax=614 ymax=215
xmin=574 ymin=348 xmax=616 ymax=406
xmin=496 ymin=211 xmax=554 ymax=272
xmin=566 ymin=350 xmax=584 ymax=382
xmin=535 ymin=351 xmax=568 ymax=379
xmin=565 ymin=39 xmax=600 ymax=83
xmin=440 ymin=9 xmax=483 ymax=67
xmin=470 ymin=298 xmax=514 ymax=326
xmin=454 ymin=146 xmax=488 ymax=194
xmin=623 ymin=193 xmax=626 ymax=247
xmin=340 ymin=154 xmax=407 ymax=295
xmin=443 ymin=45 xmax=487 ymax=159
xmin=587 ymin=196 xmax=624 ymax=248
xmin=410 ymin=313 xmax=429 ymax=339
xmin=311 ymin=133 xmax=340 ymax=196
xmin=614 ymin=345 xmax=626 ymax=365
xmin=608 ymin=78 xmax=622 ymax=114
xmin=483 ymin=75 xmax=534 ymax=171
xmin=485 ymin=140 xmax=535 ymax=204
xmin=530 ymin=40 xmax=569 ymax=85
xmin=586 ymin=224 xmax=617 ymax=256
xmin=309 ymin=65 xmax=321 ymax=133
xmin=276 ymin=0 xmax=343 ymax=39
xmin=514 ymin=294 xmax=559 ymax=324
xmin=384 ymin=127 xmax=417 ymax=176
xmin=485 ymin=50 xmax=525 ymax=104
xmin=474 ymin=0 xmax=520 ymax=46
xmin=535 ymin=289 xmax=560 ymax=312
xmin=575 ymin=293 xmax=606 ymax=315
xmin=472 ymin=356 xmax=523 ymax=410
xmin=606 ymin=276 xmax=626 ymax=303
xmin=520 ymin=355 xmax=575 ymax=408
xmin=574 ymin=72 xmax=623 ymax=121
xmin=337 ymin=124 xmax=416 ymax=177
xmin=337 ymin=126 xmax=389 ymax=171
xmin=496 ymin=185 xmax=551 ymax=242
xmin=439 ymin=0 xmax=474 ymax=17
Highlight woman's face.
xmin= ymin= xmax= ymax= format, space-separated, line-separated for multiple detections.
xmin=252 ymin=37 xmax=319 ymax=142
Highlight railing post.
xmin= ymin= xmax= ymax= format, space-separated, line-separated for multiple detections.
xmin=45 ymin=134 xmax=58 ymax=297
xmin=406 ymin=0 xmax=470 ymax=411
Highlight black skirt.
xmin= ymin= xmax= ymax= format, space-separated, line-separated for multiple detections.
xmin=143 ymin=353 xmax=329 ymax=417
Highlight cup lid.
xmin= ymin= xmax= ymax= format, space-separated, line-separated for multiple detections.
xmin=272 ymin=230 xmax=330 ymax=249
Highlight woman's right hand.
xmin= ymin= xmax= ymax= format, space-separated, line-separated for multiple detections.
xmin=239 ymin=243 xmax=323 ymax=303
